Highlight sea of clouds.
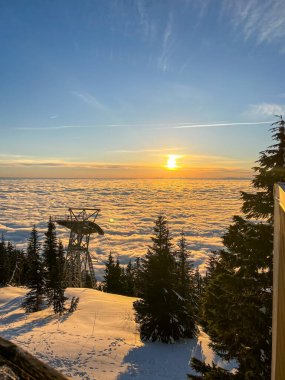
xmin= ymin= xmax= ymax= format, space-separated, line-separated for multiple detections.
xmin=0 ymin=178 xmax=251 ymax=279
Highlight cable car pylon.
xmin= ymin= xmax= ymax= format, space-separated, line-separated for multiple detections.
xmin=54 ymin=207 xmax=104 ymax=288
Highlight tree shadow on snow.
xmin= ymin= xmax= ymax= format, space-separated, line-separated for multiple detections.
xmin=57 ymin=310 xmax=74 ymax=324
xmin=0 ymin=312 xmax=27 ymax=326
xmin=0 ymin=296 xmax=24 ymax=315
xmin=0 ymin=296 xmax=28 ymax=326
xmin=1 ymin=315 xmax=54 ymax=341
xmin=117 ymin=338 xmax=204 ymax=380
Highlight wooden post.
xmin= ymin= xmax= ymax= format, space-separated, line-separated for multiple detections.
xmin=272 ymin=183 xmax=285 ymax=380
xmin=0 ymin=336 xmax=69 ymax=380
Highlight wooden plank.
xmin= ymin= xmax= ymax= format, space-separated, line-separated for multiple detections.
xmin=272 ymin=184 xmax=285 ymax=380
xmin=0 ymin=336 xmax=69 ymax=380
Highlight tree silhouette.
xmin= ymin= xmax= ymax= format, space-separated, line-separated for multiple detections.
xmin=22 ymin=226 xmax=45 ymax=312
xmin=196 ymin=117 xmax=285 ymax=378
xmin=134 ymin=215 xmax=197 ymax=342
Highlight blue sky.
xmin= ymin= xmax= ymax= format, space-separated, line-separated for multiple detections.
xmin=1 ymin=0 xmax=285 ymax=178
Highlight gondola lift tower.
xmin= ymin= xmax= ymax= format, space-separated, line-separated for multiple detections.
xmin=54 ymin=207 xmax=104 ymax=288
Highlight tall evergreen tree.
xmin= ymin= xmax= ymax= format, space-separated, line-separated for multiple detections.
xmin=6 ymin=242 xmax=25 ymax=286
xmin=193 ymin=268 xmax=203 ymax=292
xmin=43 ymin=218 xmax=67 ymax=314
xmin=195 ymin=117 xmax=285 ymax=378
xmin=22 ymin=226 xmax=45 ymax=312
xmin=103 ymin=252 xmax=122 ymax=294
xmin=124 ymin=260 xmax=135 ymax=296
xmin=133 ymin=215 xmax=192 ymax=343
xmin=0 ymin=236 xmax=26 ymax=286
xmin=133 ymin=257 xmax=143 ymax=297
xmin=241 ymin=115 xmax=285 ymax=220
xmin=176 ymin=231 xmax=197 ymax=338
xmin=114 ymin=257 xmax=123 ymax=293
xmin=103 ymin=252 xmax=115 ymax=293
xmin=25 ymin=226 xmax=42 ymax=284
xmin=52 ymin=240 xmax=67 ymax=315
xmin=0 ymin=235 xmax=8 ymax=285
xmin=43 ymin=217 xmax=58 ymax=302
xmin=203 ymin=253 xmax=218 ymax=287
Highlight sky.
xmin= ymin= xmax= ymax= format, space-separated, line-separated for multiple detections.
xmin=0 ymin=0 xmax=285 ymax=178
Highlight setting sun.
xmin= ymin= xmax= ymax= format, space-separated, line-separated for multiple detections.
xmin=166 ymin=155 xmax=180 ymax=170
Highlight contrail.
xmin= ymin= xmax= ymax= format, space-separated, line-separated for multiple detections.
xmin=173 ymin=121 xmax=273 ymax=129
xmin=14 ymin=120 xmax=273 ymax=131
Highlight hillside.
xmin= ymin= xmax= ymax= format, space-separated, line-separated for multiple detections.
xmin=0 ymin=287 xmax=217 ymax=379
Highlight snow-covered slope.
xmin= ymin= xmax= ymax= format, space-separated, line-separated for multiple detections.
xmin=0 ymin=287 xmax=213 ymax=379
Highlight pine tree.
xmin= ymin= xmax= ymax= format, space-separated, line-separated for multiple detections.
xmin=133 ymin=215 xmax=190 ymax=343
xmin=133 ymin=257 xmax=143 ymax=297
xmin=22 ymin=226 xmax=45 ymax=312
xmin=103 ymin=252 xmax=115 ymax=293
xmin=241 ymin=115 xmax=285 ymax=220
xmin=6 ymin=242 xmax=25 ymax=286
xmin=0 ymin=237 xmax=26 ymax=286
xmin=43 ymin=217 xmax=58 ymax=303
xmin=124 ymin=260 xmax=135 ymax=296
xmin=25 ymin=226 xmax=42 ymax=284
xmin=114 ymin=257 xmax=123 ymax=293
xmin=43 ymin=218 xmax=67 ymax=314
xmin=193 ymin=267 xmax=204 ymax=313
xmin=0 ymin=235 xmax=8 ymax=285
xmin=175 ymin=231 xmax=197 ymax=338
xmin=203 ymin=253 xmax=218 ymax=287
xmin=52 ymin=241 xmax=67 ymax=315
xmin=103 ymin=252 xmax=123 ymax=294
xmin=196 ymin=117 xmax=285 ymax=378
xmin=189 ymin=358 xmax=235 ymax=380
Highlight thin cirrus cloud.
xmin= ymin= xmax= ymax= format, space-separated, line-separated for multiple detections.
xmin=72 ymin=91 xmax=107 ymax=111
xmin=0 ymin=157 xmax=157 ymax=170
xmin=222 ymin=0 xmax=285 ymax=49
xmin=247 ymin=103 xmax=285 ymax=117
xmin=157 ymin=12 xmax=173 ymax=72
xmin=135 ymin=0 xmax=174 ymax=71
xmin=14 ymin=125 xmax=82 ymax=131
xmin=186 ymin=153 xmax=249 ymax=164
xmin=109 ymin=147 xmax=184 ymax=154
xmin=0 ymin=153 xmax=26 ymax=158
xmin=136 ymin=0 xmax=157 ymax=41
xmin=13 ymin=124 xmax=119 ymax=131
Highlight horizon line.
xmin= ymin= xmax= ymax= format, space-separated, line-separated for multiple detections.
xmin=0 ymin=176 xmax=252 ymax=180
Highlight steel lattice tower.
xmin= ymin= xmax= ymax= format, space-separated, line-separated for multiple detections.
xmin=55 ymin=208 xmax=104 ymax=288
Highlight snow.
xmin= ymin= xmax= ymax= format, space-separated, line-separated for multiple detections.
xmin=0 ymin=287 xmax=233 ymax=379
